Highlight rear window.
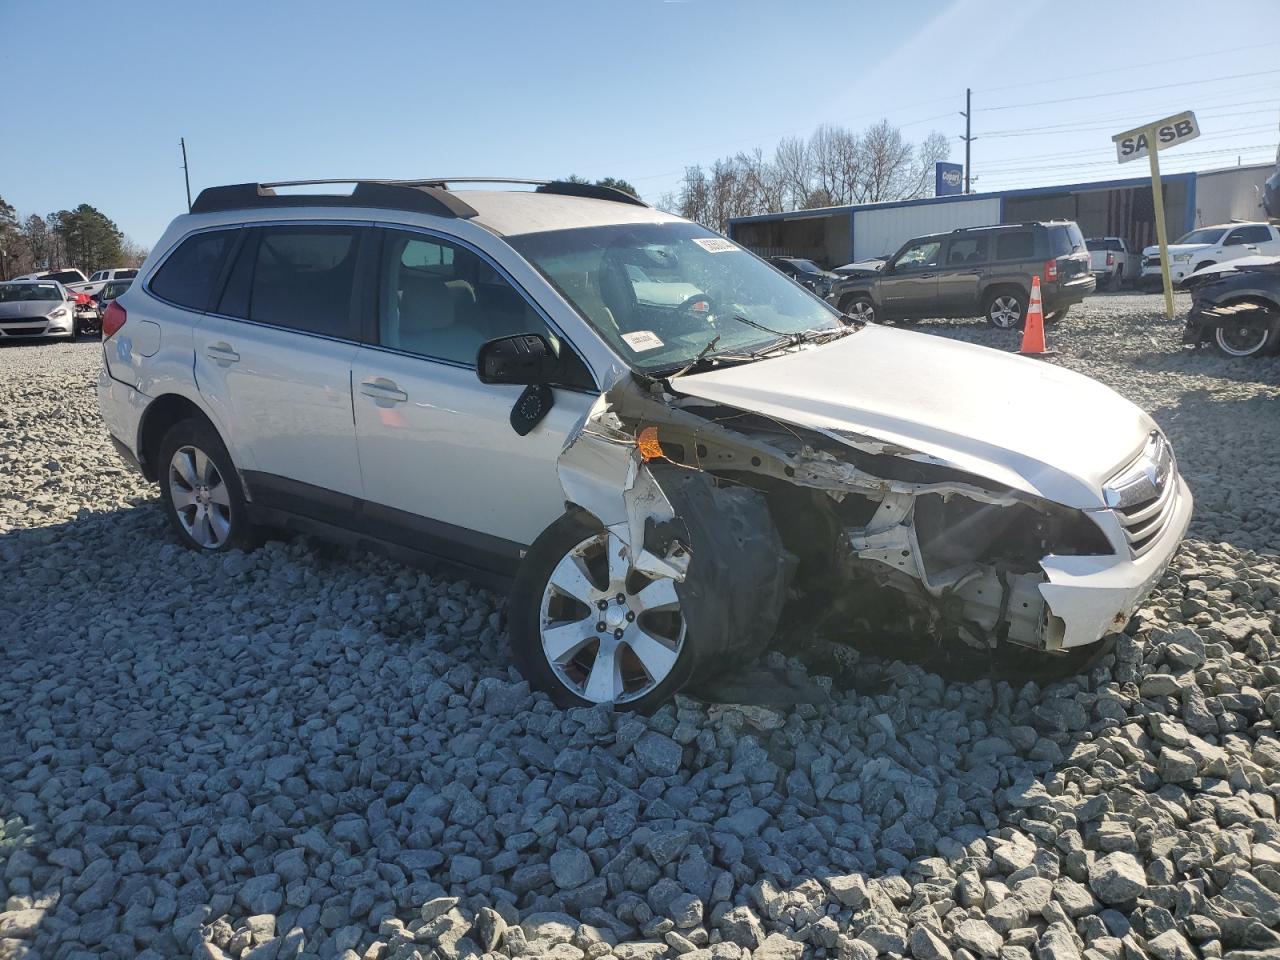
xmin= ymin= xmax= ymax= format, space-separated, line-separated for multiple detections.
xmin=149 ymin=230 xmax=236 ymax=310
xmin=46 ymin=270 xmax=84 ymax=284
xmin=1049 ymin=224 xmax=1086 ymax=257
xmin=994 ymin=231 xmax=1034 ymax=261
xmin=117 ymin=269 xmax=138 ymax=280
xmin=1086 ymin=238 xmax=1123 ymax=252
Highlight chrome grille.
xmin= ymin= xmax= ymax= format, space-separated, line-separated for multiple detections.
xmin=1105 ymin=432 xmax=1179 ymax=557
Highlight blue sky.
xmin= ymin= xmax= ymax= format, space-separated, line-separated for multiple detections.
xmin=2 ymin=0 xmax=1277 ymax=247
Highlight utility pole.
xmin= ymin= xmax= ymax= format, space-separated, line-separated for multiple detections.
xmin=180 ymin=138 xmax=192 ymax=213
xmin=960 ymin=88 xmax=974 ymax=194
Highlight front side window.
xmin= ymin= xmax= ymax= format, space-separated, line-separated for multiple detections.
xmin=1176 ymin=228 xmax=1228 ymax=246
xmin=150 ymin=229 xmax=236 ymax=310
xmin=218 ymin=225 xmax=361 ymax=338
xmin=90 ymin=271 xmax=104 ymax=282
xmin=378 ymin=230 xmax=589 ymax=385
xmin=508 ymin=221 xmax=840 ymax=374
xmin=894 ymin=240 xmax=941 ymax=269
xmin=946 ymin=237 xmax=988 ymax=265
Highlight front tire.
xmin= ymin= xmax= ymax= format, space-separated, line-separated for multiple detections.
xmin=509 ymin=513 xmax=694 ymax=711
xmin=1212 ymin=320 xmax=1278 ymax=358
xmin=839 ymin=294 xmax=876 ymax=324
xmin=157 ymin=417 xmax=258 ymax=553
xmin=985 ymin=290 xmax=1027 ymax=329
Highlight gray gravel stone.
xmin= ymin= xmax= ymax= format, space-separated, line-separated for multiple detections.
xmin=3 ymin=304 xmax=1279 ymax=960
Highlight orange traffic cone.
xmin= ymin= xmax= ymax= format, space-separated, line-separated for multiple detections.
xmin=1018 ymin=275 xmax=1053 ymax=356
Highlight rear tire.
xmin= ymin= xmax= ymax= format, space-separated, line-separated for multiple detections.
xmin=985 ymin=289 xmax=1028 ymax=329
xmin=509 ymin=512 xmax=695 ymax=712
xmin=157 ymin=417 xmax=258 ymax=553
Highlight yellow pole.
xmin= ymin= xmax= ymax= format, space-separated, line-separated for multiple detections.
xmin=1146 ymin=126 xmax=1176 ymax=320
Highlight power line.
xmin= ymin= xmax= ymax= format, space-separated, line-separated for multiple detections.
xmin=981 ymin=68 xmax=1280 ymax=112
xmin=982 ymin=101 xmax=1279 ymax=138
xmin=976 ymin=145 xmax=1276 ymax=187
xmin=974 ymin=41 xmax=1280 ymax=94
xmin=977 ymin=124 xmax=1280 ymax=168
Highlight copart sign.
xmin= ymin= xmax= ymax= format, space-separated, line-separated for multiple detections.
xmin=1112 ymin=111 xmax=1200 ymax=164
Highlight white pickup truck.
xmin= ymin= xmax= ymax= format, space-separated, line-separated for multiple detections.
xmin=1142 ymin=222 xmax=1280 ymax=286
xmin=1086 ymin=237 xmax=1135 ymax=290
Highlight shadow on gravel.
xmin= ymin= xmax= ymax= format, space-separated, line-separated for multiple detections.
xmin=3 ymin=495 xmax=1280 ymax=959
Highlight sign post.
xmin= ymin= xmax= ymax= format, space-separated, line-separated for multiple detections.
xmin=1112 ymin=110 xmax=1200 ymax=320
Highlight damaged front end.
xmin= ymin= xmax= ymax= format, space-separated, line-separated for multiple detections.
xmin=555 ymin=374 xmax=1119 ymax=681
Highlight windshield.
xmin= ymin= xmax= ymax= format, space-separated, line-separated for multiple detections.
xmin=0 ymin=283 xmax=62 ymax=302
xmin=1176 ymin=228 xmax=1227 ymax=245
xmin=508 ymin=222 xmax=841 ymax=373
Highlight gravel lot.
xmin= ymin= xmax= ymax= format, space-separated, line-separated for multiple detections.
xmin=1 ymin=294 xmax=1278 ymax=960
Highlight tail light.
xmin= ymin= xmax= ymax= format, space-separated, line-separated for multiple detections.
xmin=1044 ymin=259 xmax=1059 ymax=282
xmin=101 ymin=301 xmax=127 ymax=339
xmin=1106 ymin=253 xmax=1115 ymax=267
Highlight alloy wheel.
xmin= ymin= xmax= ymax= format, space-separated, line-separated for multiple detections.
xmin=1215 ymin=323 xmax=1270 ymax=357
xmin=538 ymin=531 xmax=686 ymax=704
xmin=989 ymin=296 xmax=1023 ymax=329
xmin=848 ymin=299 xmax=875 ymax=323
xmin=168 ymin=445 xmax=233 ymax=549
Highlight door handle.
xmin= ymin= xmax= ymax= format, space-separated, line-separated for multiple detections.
xmin=920 ymin=273 xmax=937 ymax=279
xmin=205 ymin=342 xmax=239 ymax=364
xmin=360 ymin=377 xmax=408 ymax=403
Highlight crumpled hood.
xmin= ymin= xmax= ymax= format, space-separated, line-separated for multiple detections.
xmin=0 ymin=300 xmax=62 ymax=320
xmin=673 ymin=325 xmax=1155 ymax=508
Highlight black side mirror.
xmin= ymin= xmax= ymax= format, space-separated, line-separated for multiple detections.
xmin=476 ymin=333 xmax=559 ymax=385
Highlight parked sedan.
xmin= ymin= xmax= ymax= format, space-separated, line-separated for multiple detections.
xmin=0 ymin=280 xmax=78 ymax=341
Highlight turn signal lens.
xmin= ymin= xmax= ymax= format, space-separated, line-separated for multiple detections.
xmin=637 ymin=426 xmax=664 ymax=462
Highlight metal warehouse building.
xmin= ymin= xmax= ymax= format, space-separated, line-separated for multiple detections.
xmin=727 ymin=162 xmax=1273 ymax=267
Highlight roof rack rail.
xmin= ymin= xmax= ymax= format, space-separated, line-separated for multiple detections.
xmin=189 ymin=181 xmax=481 ymax=219
xmin=189 ymin=178 xmax=648 ymax=217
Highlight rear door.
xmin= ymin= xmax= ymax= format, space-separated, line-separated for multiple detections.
xmin=191 ymin=223 xmax=366 ymax=500
xmin=936 ymin=235 xmax=989 ymax=316
xmin=878 ymin=238 xmax=942 ymax=317
xmin=351 ymin=228 xmax=597 ymax=566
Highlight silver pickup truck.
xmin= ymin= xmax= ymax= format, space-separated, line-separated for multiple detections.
xmin=1086 ymin=237 xmax=1135 ymax=290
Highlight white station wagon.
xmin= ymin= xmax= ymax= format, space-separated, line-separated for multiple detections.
xmin=98 ymin=179 xmax=1192 ymax=710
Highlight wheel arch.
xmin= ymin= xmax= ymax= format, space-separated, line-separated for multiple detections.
xmin=981 ymin=281 xmax=1028 ymax=307
xmin=136 ymin=393 xmax=224 ymax=484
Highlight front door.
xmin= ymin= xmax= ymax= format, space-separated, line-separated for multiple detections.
xmin=351 ymin=228 xmax=597 ymax=568
xmin=878 ymin=238 xmax=942 ymax=317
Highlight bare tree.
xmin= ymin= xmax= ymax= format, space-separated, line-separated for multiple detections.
xmin=773 ymin=136 xmax=811 ymax=211
xmin=671 ymin=120 xmax=952 ymax=230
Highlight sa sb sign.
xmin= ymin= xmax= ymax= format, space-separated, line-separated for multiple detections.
xmin=1113 ymin=111 xmax=1199 ymax=163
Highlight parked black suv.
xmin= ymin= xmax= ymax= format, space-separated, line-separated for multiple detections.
xmin=830 ymin=221 xmax=1096 ymax=328
xmin=766 ymin=256 xmax=838 ymax=298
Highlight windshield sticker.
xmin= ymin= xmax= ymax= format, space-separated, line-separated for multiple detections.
xmin=692 ymin=237 xmax=739 ymax=254
xmin=621 ymin=330 xmax=665 ymax=352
